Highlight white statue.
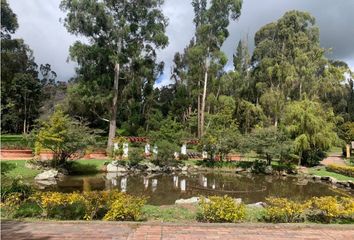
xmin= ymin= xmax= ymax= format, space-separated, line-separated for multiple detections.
xmin=181 ymin=143 xmax=187 ymax=155
xmin=153 ymin=145 xmax=158 ymax=155
xmin=113 ymin=142 xmax=119 ymax=151
xmin=145 ymin=143 xmax=150 ymax=155
xmin=123 ymin=142 xmax=129 ymax=158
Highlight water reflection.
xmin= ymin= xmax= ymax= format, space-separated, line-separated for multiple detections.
xmin=152 ymin=179 xmax=158 ymax=192
xmin=173 ymin=176 xmax=179 ymax=188
xmin=143 ymin=177 xmax=149 ymax=189
xmin=54 ymin=172 xmax=353 ymax=205
xmin=120 ymin=177 xmax=127 ymax=192
xmin=180 ymin=179 xmax=186 ymax=192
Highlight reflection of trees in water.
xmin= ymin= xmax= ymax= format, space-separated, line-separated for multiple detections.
xmin=55 ymin=173 xmax=352 ymax=205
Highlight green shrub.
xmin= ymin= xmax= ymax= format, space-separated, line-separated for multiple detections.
xmin=179 ymin=154 xmax=189 ymax=161
xmin=197 ymin=196 xmax=246 ymax=223
xmin=1 ymin=178 xmax=33 ymax=202
xmin=152 ymin=140 xmax=179 ymax=167
xmin=326 ymin=164 xmax=354 ymax=178
xmin=306 ymin=196 xmax=354 ymax=223
xmin=251 ymin=160 xmax=267 ymax=174
xmin=272 ymin=162 xmax=297 ymax=173
xmin=128 ymin=148 xmax=145 ymax=167
xmin=264 ymin=197 xmax=308 ymax=223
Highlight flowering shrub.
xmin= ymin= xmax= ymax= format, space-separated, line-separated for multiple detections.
xmin=265 ymin=196 xmax=354 ymax=223
xmin=197 ymin=196 xmax=246 ymax=223
xmin=103 ymin=194 xmax=146 ymax=221
xmin=30 ymin=191 xmax=86 ymax=219
xmin=306 ymin=196 xmax=354 ymax=223
xmin=30 ymin=190 xmax=146 ymax=220
xmin=264 ymin=197 xmax=308 ymax=223
xmin=326 ymin=164 xmax=354 ymax=178
xmin=1 ymin=193 xmax=23 ymax=217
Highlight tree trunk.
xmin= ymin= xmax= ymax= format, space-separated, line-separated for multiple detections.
xmin=107 ymin=63 xmax=120 ymax=150
xmin=200 ymin=67 xmax=208 ymax=137
xmin=197 ymin=81 xmax=201 ymax=138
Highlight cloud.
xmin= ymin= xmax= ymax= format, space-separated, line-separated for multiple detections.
xmin=7 ymin=0 xmax=354 ymax=84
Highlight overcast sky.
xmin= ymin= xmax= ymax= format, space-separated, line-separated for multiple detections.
xmin=8 ymin=0 xmax=354 ymax=87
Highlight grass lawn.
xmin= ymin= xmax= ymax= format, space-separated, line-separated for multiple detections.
xmin=1 ymin=159 xmax=108 ymax=180
xmin=142 ymin=204 xmax=265 ymax=223
xmin=1 ymin=160 xmax=40 ymax=180
xmin=0 ymin=134 xmax=24 ymax=143
xmin=308 ymin=167 xmax=354 ymax=181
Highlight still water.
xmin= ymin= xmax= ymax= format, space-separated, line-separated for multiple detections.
xmin=46 ymin=172 xmax=353 ymax=205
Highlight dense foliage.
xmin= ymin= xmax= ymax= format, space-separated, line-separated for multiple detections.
xmin=1 ymin=1 xmax=353 ymax=166
xmin=33 ymin=108 xmax=95 ymax=167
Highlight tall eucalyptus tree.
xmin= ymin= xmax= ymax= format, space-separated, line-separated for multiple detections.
xmin=60 ymin=0 xmax=168 ymax=149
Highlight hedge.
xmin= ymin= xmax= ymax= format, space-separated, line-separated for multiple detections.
xmin=326 ymin=164 xmax=354 ymax=178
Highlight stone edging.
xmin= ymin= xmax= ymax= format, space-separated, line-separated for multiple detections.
xmin=305 ymin=174 xmax=354 ymax=190
xmin=2 ymin=220 xmax=354 ymax=230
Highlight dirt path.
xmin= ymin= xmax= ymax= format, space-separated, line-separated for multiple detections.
xmin=321 ymin=153 xmax=347 ymax=166
xmin=2 ymin=221 xmax=354 ymax=240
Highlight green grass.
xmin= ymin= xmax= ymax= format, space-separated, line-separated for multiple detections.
xmin=0 ymin=134 xmax=24 ymax=143
xmin=142 ymin=205 xmax=198 ymax=222
xmin=142 ymin=204 xmax=266 ymax=223
xmin=1 ymin=160 xmax=40 ymax=180
xmin=1 ymin=159 xmax=108 ymax=180
xmin=308 ymin=167 xmax=354 ymax=181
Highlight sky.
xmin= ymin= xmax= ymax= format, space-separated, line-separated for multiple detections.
xmin=8 ymin=0 xmax=354 ymax=87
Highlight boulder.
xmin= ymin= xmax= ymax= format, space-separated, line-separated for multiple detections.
xmin=235 ymin=167 xmax=245 ymax=173
xmin=35 ymin=169 xmax=58 ymax=181
xmin=106 ymin=163 xmax=128 ymax=172
xmin=175 ymin=197 xmax=210 ymax=204
xmin=313 ymin=175 xmax=321 ymax=181
xmin=144 ymin=162 xmax=161 ymax=172
xmin=264 ymin=166 xmax=273 ymax=174
xmin=181 ymin=166 xmax=188 ymax=172
xmin=247 ymin=202 xmax=266 ymax=208
xmin=328 ymin=177 xmax=337 ymax=185
xmin=348 ymin=181 xmax=354 ymax=189
xmin=321 ymin=176 xmax=330 ymax=181
xmin=337 ymin=181 xmax=350 ymax=188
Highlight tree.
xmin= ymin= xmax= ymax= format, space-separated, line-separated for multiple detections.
xmin=283 ymin=99 xmax=340 ymax=166
xmin=242 ymin=127 xmax=291 ymax=165
xmin=252 ymin=10 xmax=347 ymax=103
xmin=1 ymin=0 xmax=18 ymax=39
xmin=1 ymin=2 xmax=51 ymax=133
xmin=34 ymin=108 xmax=95 ymax=167
xmin=201 ymin=96 xmax=240 ymax=161
xmin=60 ymin=0 xmax=169 ymax=149
xmin=171 ymin=0 xmax=242 ymax=138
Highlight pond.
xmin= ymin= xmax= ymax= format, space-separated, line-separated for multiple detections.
xmin=43 ymin=172 xmax=353 ymax=205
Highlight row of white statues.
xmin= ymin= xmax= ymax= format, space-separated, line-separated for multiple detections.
xmin=113 ymin=142 xmax=208 ymax=159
